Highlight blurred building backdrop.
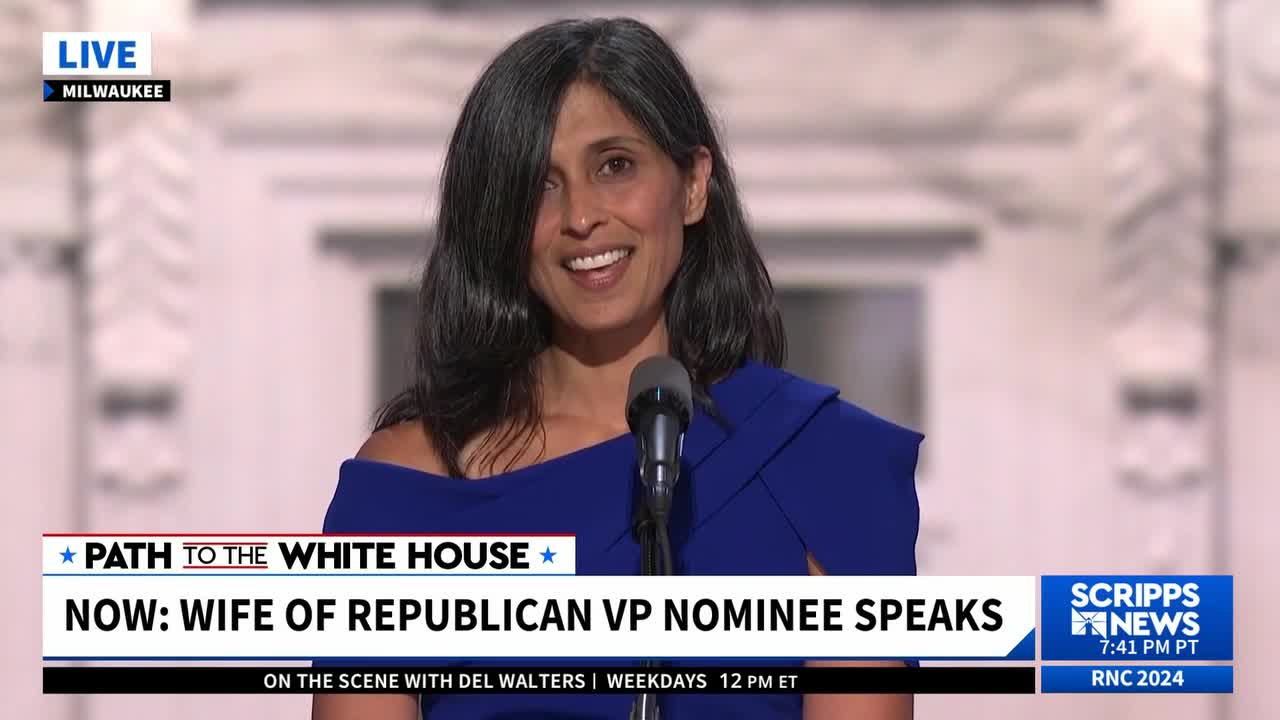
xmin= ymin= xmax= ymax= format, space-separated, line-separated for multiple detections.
xmin=3 ymin=0 xmax=1278 ymax=718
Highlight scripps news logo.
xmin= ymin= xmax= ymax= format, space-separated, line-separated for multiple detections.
xmin=1041 ymin=575 xmax=1231 ymax=661
xmin=1070 ymin=581 xmax=1200 ymax=653
xmin=42 ymin=32 xmax=171 ymax=102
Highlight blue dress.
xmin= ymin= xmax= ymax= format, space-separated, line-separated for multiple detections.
xmin=321 ymin=360 xmax=923 ymax=719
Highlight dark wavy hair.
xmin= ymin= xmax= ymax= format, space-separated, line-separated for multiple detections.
xmin=376 ymin=17 xmax=785 ymax=477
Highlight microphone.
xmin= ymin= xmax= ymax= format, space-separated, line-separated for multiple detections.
xmin=625 ymin=356 xmax=692 ymax=720
xmin=625 ymin=356 xmax=693 ymax=525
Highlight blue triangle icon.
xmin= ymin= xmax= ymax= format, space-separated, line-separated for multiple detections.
xmin=43 ymin=81 xmax=53 ymax=100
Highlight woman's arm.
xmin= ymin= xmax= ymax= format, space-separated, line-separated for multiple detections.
xmin=312 ymin=693 xmax=419 ymax=720
xmin=802 ymin=553 xmax=913 ymax=720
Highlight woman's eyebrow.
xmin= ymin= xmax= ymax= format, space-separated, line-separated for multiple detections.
xmin=546 ymin=135 xmax=645 ymax=170
xmin=584 ymin=135 xmax=644 ymax=153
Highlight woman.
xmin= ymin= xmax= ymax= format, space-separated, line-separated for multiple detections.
xmin=314 ymin=16 xmax=921 ymax=720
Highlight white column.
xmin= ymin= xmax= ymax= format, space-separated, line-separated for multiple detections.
xmin=1223 ymin=235 xmax=1280 ymax=720
xmin=1102 ymin=2 xmax=1215 ymax=719
xmin=0 ymin=236 xmax=78 ymax=720
xmin=83 ymin=0 xmax=196 ymax=527
xmin=1223 ymin=2 xmax=1280 ymax=718
xmin=0 ymin=2 xmax=79 ymax=718
xmin=1102 ymin=0 xmax=1215 ymax=571
xmin=78 ymin=2 xmax=196 ymax=719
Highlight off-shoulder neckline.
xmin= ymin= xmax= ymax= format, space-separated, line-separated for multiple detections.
xmin=342 ymin=430 xmax=634 ymax=487
xmin=340 ymin=359 xmax=766 ymax=486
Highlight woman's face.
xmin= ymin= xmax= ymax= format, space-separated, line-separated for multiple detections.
xmin=529 ymin=82 xmax=711 ymax=343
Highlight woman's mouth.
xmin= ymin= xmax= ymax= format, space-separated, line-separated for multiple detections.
xmin=563 ymin=248 xmax=632 ymax=272
xmin=562 ymin=247 xmax=634 ymax=291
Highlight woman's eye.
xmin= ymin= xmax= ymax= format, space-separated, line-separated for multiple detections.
xmin=600 ymin=157 xmax=633 ymax=176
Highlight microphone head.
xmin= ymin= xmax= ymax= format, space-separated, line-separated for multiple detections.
xmin=626 ymin=355 xmax=693 ymax=433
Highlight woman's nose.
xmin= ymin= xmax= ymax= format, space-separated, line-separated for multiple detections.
xmin=561 ymin=185 xmax=606 ymax=238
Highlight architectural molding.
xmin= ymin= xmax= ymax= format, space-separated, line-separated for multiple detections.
xmin=85 ymin=11 xmax=202 ymax=497
xmin=1226 ymin=233 xmax=1280 ymax=359
xmin=1102 ymin=0 xmax=1213 ymax=570
xmin=0 ymin=0 xmax=75 ymax=134
xmin=0 ymin=0 xmax=79 ymax=241
xmin=1223 ymin=0 xmax=1280 ymax=235
xmin=193 ymin=6 xmax=1095 ymax=139
xmin=0 ymin=234 xmax=74 ymax=367
xmin=1233 ymin=0 xmax=1280 ymax=99
xmin=184 ymin=6 xmax=1100 ymax=230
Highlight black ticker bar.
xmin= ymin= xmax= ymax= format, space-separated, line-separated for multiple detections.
xmin=43 ymin=79 xmax=172 ymax=102
xmin=44 ymin=665 xmax=1035 ymax=694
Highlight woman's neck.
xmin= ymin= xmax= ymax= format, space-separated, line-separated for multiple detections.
xmin=538 ymin=315 xmax=670 ymax=431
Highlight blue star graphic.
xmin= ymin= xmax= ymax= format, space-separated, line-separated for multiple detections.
xmin=540 ymin=546 xmax=557 ymax=564
xmin=60 ymin=546 xmax=76 ymax=564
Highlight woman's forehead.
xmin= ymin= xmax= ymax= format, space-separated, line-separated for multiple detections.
xmin=549 ymin=83 xmax=650 ymax=154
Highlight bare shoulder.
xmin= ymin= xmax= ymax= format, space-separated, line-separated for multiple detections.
xmin=355 ymin=420 xmax=449 ymax=476
xmin=313 ymin=692 xmax=418 ymax=720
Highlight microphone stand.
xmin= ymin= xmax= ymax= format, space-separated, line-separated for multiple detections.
xmin=629 ymin=462 xmax=676 ymax=720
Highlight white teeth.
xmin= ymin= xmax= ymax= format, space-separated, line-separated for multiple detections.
xmin=565 ymin=248 xmax=630 ymax=271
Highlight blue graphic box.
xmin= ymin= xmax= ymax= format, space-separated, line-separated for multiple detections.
xmin=1041 ymin=575 xmax=1232 ymax=661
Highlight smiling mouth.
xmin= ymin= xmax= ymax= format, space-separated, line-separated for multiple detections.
xmin=562 ymin=248 xmax=633 ymax=272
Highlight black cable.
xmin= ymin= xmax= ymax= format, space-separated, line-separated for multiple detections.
xmin=631 ymin=507 xmax=665 ymax=719
xmin=654 ymin=517 xmax=673 ymax=577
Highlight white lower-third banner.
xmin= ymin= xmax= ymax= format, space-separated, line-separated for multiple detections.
xmin=44 ymin=575 xmax=1034 ymax=660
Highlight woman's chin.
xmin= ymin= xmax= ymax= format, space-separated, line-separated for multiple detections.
xmin=565 ymin=315 xmax=636 ymax=336
xmin=555 ymin=307 xmax=662 ymax=342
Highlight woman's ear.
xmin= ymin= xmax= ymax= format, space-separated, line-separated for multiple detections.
xmin=683 ymin=146 xmax=713 ymax=225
